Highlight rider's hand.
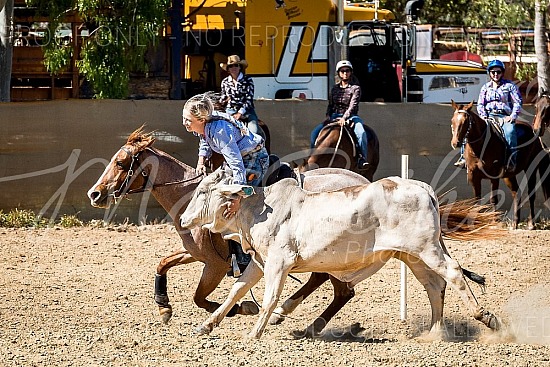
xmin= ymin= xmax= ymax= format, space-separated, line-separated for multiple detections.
xmin=337 ymin=117 xmax=346 ymax=126
xmin=223 ymin=197 xmax=241 ymax=219
xmin=233 ymin=112 xmax=242 ymax=121
xmin=503 ymin=116 xmax=513 ymax=123
xmin=195 ymin=162 xmax=207 ymax=176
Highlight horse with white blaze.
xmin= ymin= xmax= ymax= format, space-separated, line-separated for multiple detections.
xmin=179 ymin=167 xmax=502 ymax=339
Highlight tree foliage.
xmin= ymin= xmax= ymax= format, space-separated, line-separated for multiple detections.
xmin=381 ymin=0 xmax=535 ymax=28
xmin=27 ymin=0 xmax=169 ymax=98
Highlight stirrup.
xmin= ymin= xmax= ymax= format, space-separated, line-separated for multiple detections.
xmin=454 ymin=158 xmax=466 ymax=168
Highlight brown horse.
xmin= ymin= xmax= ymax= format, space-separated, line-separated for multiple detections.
xmin=450 ymin=100 xmax=550 ymax=229
xmin=305 ymin=122 xmax=379 ymax=181
xmin=87 ymin=126 xmax=372 ymax=335
xmin=532 ymin=90 xmax=550 ymax=136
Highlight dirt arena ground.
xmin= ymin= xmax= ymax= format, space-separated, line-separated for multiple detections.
xmin=1 ymin=224 xmax=550 ymax=366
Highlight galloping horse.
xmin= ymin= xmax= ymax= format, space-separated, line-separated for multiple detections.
xmin=532 ymin=90 xmax=550 ymax=137
xmin=305 ymin=122 xmax=380 ymax=181
xmin=450 ymin=100 xmax=550 ymax=229
xmin=87 ymin=126 xmax=373 ymax=334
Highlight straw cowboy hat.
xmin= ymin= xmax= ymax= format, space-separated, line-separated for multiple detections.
xmin=220 ymin=55 xmax=248 ymax=71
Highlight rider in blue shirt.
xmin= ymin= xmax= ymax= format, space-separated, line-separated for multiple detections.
xmin=182 ymin=92 xmax=269 ymax=277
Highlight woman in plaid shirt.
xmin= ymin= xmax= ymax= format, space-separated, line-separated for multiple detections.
xmin=454 ymin=60 xmax=522 ymax=170
xmin=219 ymin=55 xmax=263 ymax=139
xmin=310 ymin=60 xmax=369 ymax=169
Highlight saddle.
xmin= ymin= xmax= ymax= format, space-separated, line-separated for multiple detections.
xmin=317 ymin=121 xmax=358 ymax=158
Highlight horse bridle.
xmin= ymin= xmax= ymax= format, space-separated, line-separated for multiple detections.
xmin=110 ymin=146 xmax=203 ymax=201
xmin=455 ymin=109 xmax=487 ymax=145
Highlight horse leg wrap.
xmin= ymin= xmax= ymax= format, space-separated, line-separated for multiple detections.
xmin=154 ymin=273 xmax=170 ymax=306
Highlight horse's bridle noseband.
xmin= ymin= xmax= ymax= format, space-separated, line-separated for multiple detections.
xmin=110 ymin=146 xmax=150 ymax=201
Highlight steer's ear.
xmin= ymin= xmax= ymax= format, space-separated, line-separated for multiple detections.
xmin=219 ymin=184 xmax=255 ymax=198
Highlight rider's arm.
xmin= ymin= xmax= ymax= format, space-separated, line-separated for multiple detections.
xmin=342 ymin=85 xmax=361 ymax=121
xmin=211 ymin=123 xmax=247 ymax=185
xmin=237 ymin=76 xmax=255 ymax=116
xmin=509 ymin=82 xmax=523 ymax=121
xmin=219 ymin=77 xmax=229 ymax=105
xmin=477 ymin=85 xmax=488 ymax=119
xmin=326 ymin=87 xmax=335 ymax=118
xmin=198 ymin=135 xmax=212 ymax=159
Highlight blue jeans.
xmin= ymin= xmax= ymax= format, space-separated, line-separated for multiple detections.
xmin=243 ymin=147 xmax=269 ymax=186
xmin=310 ymin=114 xmax=368 ymax=159
xmin=490 ymin=114 xmax=517 ymax=166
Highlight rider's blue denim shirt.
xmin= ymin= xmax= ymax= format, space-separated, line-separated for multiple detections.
xmin=198 ymin=117 xmax=263 ymax=185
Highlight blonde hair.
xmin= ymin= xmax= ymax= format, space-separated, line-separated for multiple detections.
xmin=183 ymin=92 xmax=217 ymax=121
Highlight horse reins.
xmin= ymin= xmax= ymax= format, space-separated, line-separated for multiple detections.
xmin=110 ymin=146 xmax=203 ymax=201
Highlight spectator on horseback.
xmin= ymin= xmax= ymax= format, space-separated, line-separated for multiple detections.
xmin=310 ymin=60 xmax=369 ymax=169
xmin=182 ymin=92 xmax=269 ymax=277
xmin=219 ymin=55 xmax=264 ymax=140
xmin=454 ymin=60 xmax=522 ymax=170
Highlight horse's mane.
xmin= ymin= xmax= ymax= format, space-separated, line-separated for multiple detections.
xmin=127 ymin=125 xmax=156 ymax=152
xmin=126 ymin=125 xmax=196 ymax=172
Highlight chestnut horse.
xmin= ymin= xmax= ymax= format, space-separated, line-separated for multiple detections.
xmin=87 ymin=126 xmax=372 ymax=335
xmin=450 ymin=101 xmax=550 ymax=229
xmin=305 ymin=122 xmax=380 ymax=181
xmin=532 ymin=90 xmax=550 ymax=137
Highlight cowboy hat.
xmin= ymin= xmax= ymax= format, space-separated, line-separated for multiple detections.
xmin=220 ymin=55 xmax=248 ymax=71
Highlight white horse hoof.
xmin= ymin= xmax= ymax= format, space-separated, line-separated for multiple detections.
xmin=194 ymin=324 xmax=212 ymax=335
xmin=268 ymin=307 xmax=286 ymax=325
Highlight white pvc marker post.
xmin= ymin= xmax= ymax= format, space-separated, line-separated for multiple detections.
xmin=400 ymin=155 xmax=409 ymax=321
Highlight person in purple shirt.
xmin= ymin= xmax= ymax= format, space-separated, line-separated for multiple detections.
xmin=310 ymin=60 xmax=369 ymax=169
xmin=182 ymin=92 xmax=269 ymax=276
xmin=454 ymin=60 xmax=523 ymax=170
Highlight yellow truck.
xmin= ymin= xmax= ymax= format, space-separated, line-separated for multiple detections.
xmin=178 ymin=0 xmax=486 ymax=103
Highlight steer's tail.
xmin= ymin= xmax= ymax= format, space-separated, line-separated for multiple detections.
xmin=461 ymin=268 xmax=486 ymax=288
xmin=439 ymin=199 xmax=504 ymax=241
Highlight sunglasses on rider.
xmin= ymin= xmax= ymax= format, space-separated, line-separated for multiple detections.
xmin=339 ymin=68 xmax=352 ymax=73
xmin=228 ymin=64 xmax=240 ymax=68
xmin=490 ymin=69 xmax=503 ymax=75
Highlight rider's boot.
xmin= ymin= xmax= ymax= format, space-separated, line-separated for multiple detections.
xmin=454 ymin=156 xmax=466 ymax=168
xmin=357 ymin=155 xmax=369 ymax=170
xmin=227 ymin=240 xmax=251 ymax=278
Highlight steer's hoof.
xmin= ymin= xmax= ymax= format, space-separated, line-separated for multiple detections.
xmin=487 ymin=314 xmax=501 ymax=331
xmin=195 ymin=324 xmax=213 ymax=335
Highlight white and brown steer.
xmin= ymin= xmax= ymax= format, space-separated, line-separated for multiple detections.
xmin=180 ymin=167 xmax=501 ymax=339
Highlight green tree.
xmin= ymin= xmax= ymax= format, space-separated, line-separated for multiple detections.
xmin=27 ymin=0 xmax=169 ymax=98
xmin=381 ymin=0 xmax=535 ymax=27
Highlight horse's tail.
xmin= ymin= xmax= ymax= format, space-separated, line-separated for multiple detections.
xmin=439 ymin=199 xmax=504 ymax=241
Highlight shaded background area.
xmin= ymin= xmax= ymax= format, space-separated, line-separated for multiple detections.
xmin=0 ymin=100 xmax=545 ymax=223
